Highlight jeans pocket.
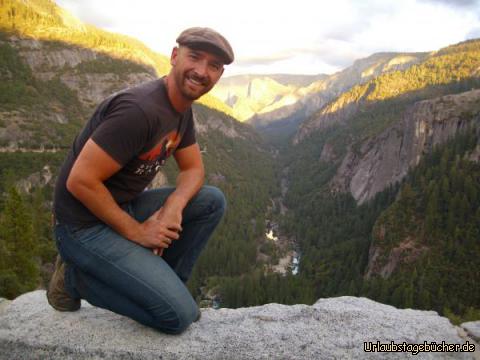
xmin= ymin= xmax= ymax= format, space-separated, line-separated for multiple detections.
xmin=67 ymin=224 xmax=103 ymax=245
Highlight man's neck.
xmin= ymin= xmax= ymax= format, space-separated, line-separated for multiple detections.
xmin=164 ymin=74 xmax=193 ymax=113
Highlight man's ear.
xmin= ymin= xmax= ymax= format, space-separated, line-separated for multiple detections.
xmin=170 ymin=47 xmax=178 ymax=66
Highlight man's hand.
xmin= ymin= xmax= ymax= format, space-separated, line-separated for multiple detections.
xmin=151 ymin=205 xmax=183 ymax=256
xmin=153 ymin=248 xmax=164 ymax=256
xmin=136 ymin=208 xmax=181 ymax=250
xmin=156 ymin=204 xmax=183 ymax=232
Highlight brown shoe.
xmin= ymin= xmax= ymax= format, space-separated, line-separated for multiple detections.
xmin=46 ymin=255 xmax=81 ymax=312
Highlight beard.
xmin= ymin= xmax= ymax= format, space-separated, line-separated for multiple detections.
xmin=174 ymin=69 xmax=213 ymax=101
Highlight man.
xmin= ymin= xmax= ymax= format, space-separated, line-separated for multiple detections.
xmin=47 ymin=27 xmax=234 ymax=334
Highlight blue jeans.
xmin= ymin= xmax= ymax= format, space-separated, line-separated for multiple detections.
xmin=54 ymin=186 xmax=226 ymax=334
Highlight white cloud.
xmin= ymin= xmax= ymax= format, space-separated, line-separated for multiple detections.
xmin=54 ymin=0 xmax=480 ymax=75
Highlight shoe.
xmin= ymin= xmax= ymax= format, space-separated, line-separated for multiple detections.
xmin=46 ymin=255 xmax=81 ymax=312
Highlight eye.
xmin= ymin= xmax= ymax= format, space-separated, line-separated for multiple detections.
xmin=209 ymin=62 xmax=223 ymax=72
xmin=189 ymin=52 xmax=200 ymax=60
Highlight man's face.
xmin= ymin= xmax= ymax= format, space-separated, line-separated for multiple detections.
xmin=170 ymin=46 xmax=225 ymax=101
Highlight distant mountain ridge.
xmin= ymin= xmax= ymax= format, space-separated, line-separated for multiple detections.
xmin=211 ymin=52 xmax=427 ymax=132
xmin=218 ymin=73 xmax=327 ymax=87
xmin=212 ymin=74 xmax=327 ymax=122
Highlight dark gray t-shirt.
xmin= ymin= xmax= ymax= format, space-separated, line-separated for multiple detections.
xmin=54 ymin=78 xmax=196 ymax=226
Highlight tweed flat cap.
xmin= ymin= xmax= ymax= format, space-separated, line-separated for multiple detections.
xmin=176 ymin=27 xmax=234 ymax=65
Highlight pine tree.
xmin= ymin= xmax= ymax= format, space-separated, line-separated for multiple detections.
xmin=0 ymin=186 xmax=39 ymax=299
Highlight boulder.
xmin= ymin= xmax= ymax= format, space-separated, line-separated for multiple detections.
xmin=462 ymin=321 xmax=480 ymax=343
xmin=0 ymin=291 xmax=475 ymax=359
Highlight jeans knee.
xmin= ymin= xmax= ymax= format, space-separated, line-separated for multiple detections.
xmin=201 ymin=185 xmax=226 ymax=215
xmin=158 ymin=302 xmax=199 ymax=335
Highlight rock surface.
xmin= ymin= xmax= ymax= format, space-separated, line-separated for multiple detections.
xmin=331 ymin=89 xmax=480 ymax=204
xmin=462 ymin=322 xmax=480 ymax=342
xmin=0 ymin=291 xmax=476 ymax=359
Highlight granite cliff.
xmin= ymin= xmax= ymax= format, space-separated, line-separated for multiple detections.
xmin=331 ymin=89 xmax=480 ymax=204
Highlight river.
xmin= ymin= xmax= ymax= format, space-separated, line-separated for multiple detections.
xmin=262 ymin=166 xmax=300 ymax=276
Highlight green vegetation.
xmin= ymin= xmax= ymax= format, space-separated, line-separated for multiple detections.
xmin=0 ymin=0 xmax=170 ymax=75
xmin=301 ymin=39 xmax=480 ymax=148
xmin=279 ymin=39 xmax=480 ymax=320
xmin=0 ymin=41 xmax=40 ymax=110
xmin=0 ymin=186 xmax=39 ymax=298
xmin=75 ymin=57 xmax=152 ymax=76
xmin=158 ymin=104 xmax=279 ymax=303
xmin=364 ymin=132 xmax=480 ymax=319
xmin=0 ymin=40 xmax=85 ymax=147
xmin=281 ymin=129 xmax=480 ymax=323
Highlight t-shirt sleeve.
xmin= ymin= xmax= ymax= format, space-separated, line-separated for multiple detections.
xmin=91 ymin=99 xmax=150 ymax=166
xmin=177 ymin=110 xmax=196 ymax=149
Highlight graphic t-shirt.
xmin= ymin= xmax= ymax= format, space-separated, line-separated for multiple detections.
xmin=54 ymin=78 xmax=196 ymax=226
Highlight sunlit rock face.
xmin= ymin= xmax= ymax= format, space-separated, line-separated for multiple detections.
xmin=211 ymin=76 xmax=303 ymax=122
xmin=0 ymin=291 xmax=476 ymax=360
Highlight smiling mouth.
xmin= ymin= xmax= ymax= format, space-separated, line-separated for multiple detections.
xmin=185 ymin=74 xmax=208 ymax=88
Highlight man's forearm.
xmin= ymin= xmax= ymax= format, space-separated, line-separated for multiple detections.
xmin=164 ymin=168 xmax=204 ymax=211
xmin=67 ymin=179 xmax=140 ymax=240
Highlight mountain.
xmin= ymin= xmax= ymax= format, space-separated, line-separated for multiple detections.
xmin=294 ymin=40 xmax=480 ymax=145
xmin=210 ymin=74 xmax=326 ymax=122
xmin=213 ymin=53 xmax=426 ymax=135
xmin=0 ymin=0 xmax=277 ymax=303
xmin=280 ymin=38 xmax=480 ymax=320
xmin=248 ymin=52 xmax=428 ymax=143
xmin=0 ymin=0 xmax=232 ymax=122
xmin=292 ymin=39 xmax=480 ymax=204
xmin=331 ymin=89 xmax=480 ymax=204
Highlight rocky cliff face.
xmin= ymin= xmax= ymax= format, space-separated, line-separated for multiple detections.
xmin=0 ymin=33 xmax=157 ymax=149
xmin=330 ymin=89 xmax=480 ymax=204
xmin=10 ymin=35 xmax=156 ymax=109
xmin=1 ymin=291 xmax=478 ymax=359
xmin=193 ymin=106 xmax=249 ymax=140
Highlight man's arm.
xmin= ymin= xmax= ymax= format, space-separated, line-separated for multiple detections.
xmin=66 ymin=139 xmax=180 ymax=249
xmin=156 ymin=143 xmax=205 ymax=227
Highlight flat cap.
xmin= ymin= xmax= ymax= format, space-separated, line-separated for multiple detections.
xmin=176 ymin=27 xmax=234 ymax=65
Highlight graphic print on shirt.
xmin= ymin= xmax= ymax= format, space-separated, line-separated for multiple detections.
xmin=134 ymin=130 xmax=181 ymax=175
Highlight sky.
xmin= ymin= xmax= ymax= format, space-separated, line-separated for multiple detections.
xmin=54 ymin=0 xmax=480 ymax=77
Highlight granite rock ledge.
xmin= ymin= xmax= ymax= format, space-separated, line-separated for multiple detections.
xmin=0 ymin=290 xmax=478 ymax=359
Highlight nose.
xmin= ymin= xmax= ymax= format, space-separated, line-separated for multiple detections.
xmin=193 ymin=59 xmax=208 ymax=77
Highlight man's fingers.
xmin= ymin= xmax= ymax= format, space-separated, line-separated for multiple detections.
xmin=165 ymin=229 xmax=180 ymax=240
xmin=168 ymin=223 xmax=183 ymax=232
xmin=153 ymin=248 xmax=165 ymax=256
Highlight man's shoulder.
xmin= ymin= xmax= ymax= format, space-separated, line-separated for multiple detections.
xmin=120 ymin=78 xmax=163 ymax=101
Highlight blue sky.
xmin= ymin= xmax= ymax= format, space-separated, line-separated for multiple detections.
xmin=55 ymin=0 xmax=480 ymax=76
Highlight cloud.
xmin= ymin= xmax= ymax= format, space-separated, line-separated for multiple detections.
xmin=417 ymin=0 xmax=480 ymax=8
xmin=467 ymin=26 xmax=480 ymax=39
xmin=56 ymin=0 xmax=116 ymax=28
xmin=54 ymin=0 xmax=480 ymax=75
xmin=234 ymin=42 xmax=365 ymax=74
xmin=236 ymin=53 xmax=294 ymax=67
